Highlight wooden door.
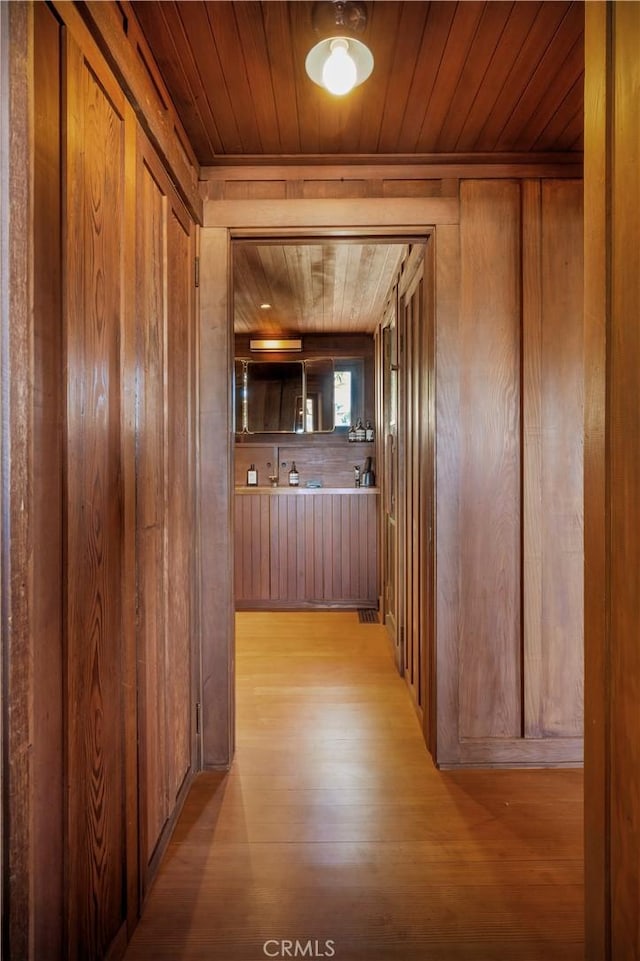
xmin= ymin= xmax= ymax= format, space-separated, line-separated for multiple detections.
xmin=135 ymin=132 xmax=197 ymax=892
xmin=397 ymin=244 xmax=435 ymax=746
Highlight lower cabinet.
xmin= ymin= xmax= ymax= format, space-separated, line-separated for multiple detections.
xmin=235 ymin=489 xmax=378 ymax=608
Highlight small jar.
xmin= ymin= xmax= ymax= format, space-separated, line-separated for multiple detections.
xmin=365 ymin=421 xmax=375 ymax=442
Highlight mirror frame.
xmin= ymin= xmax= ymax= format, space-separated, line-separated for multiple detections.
xmin=235 ymin=358 xmax=338 ymax=435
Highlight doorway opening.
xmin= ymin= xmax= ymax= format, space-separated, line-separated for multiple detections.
xmin=229 ymin=230 xmax=435 ymax=759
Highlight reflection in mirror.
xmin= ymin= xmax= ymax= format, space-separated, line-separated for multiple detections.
xmin=247 ymin=361 xmax=303 ymax=433
xmin=304 ymin=359 xmax=335 ymax=432
xmin=234 ymin=359 xmax=247 ymax=432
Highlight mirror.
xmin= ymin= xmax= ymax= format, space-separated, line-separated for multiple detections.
xmin=234 ymin=359 xmax=246 ymax=433
xmin=302 ymin=359 xmax=335 ymax=432
xmin=235 ymin=358 xmax=338 ymax=433
xmin=246 ymin=361 xmax=303 ymax=433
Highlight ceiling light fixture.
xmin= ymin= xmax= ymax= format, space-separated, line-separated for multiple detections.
xmin=305 ymin=1 xmax=373 ymax=97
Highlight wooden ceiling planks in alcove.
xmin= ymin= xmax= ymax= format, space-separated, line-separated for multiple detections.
xmin=232 ymin=242 xmax=405 ymax=334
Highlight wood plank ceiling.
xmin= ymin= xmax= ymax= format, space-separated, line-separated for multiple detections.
xmin=130 ymin=0 xmax=584 ymax=335
xmin=233 ymin=242 xmax=406 ymax=334
xmin=130 ymin=0 xmax=584 ymax=164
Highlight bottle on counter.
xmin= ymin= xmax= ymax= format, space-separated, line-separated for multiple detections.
xmin=365 ymin=421 xmax=375 ymax=442
xmin=348 ymin=423 xmax=356 ymax=443
xmin=247 ymin=463 xmax=258 ymax=486
xmin=288 ymin=461 xmax=299 ymax=486
xmin=354 ymin=465 xmax=361 ymax=488
xmin=355 ymin=418 xmax=366 ymax=442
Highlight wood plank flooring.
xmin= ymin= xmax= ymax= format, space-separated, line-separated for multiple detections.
xmin=123 ymin=611 xmax=584 ymax=961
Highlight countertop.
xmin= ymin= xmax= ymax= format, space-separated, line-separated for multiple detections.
xmin=235 ymin=486 xmax=378 ymax=494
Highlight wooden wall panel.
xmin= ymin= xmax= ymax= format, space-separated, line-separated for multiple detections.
xmin=277 ymin=443 xmax=374 ymax=490
xmin=523 ymin=180 xmax=584 ymax=738
xmin=235 ymin=493 xmax=271 ymax=603
xmin=199 ymin=228 xmax=235 ymax=768
xmin=608 ymin=4 xmax=640 ymax=955
xmin=234 ymin=442 xmax=278 ymax=488
xmin=583 ymin=4 xmax=608 ymax=956
xmin=165 ymin=206 xmax=194 ymax=803
xmin=458 ymin=180 xmax=522 ymax=741
xmin=136 ymin=156 xmax=169 ymax=867
xmin=433 ymin=182 xmax=583 ymax=768
xmin=32 ymin=5 xmax=64 ymax=958
xmin=64 ymin=35 xmax=128 ymax=959
xmin=396 ymin=244 xmax=434 ymax=734
xmin=434 ymin=224 xmax=462 ymax=762
xmin=584 ymin=4 xmax=640 ymax=954
xmin=135 ymin=138 xmax=197 ymax=884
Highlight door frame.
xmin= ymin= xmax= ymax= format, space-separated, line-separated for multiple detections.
xmin=198 ymin=209 xmax=442 ymax=770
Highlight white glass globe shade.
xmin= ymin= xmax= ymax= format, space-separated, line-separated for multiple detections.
xmin=305 ymin=36 xmax=374 ymax=95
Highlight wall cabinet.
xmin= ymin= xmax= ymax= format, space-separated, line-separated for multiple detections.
xmin=235 ymin=490 xmax=378 ymax=608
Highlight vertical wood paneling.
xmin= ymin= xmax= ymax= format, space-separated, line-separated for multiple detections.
xmin=458 ymin=180 xmax=521 ymax=741
xmin=32 ymin=5 xmax=64 ymax=957
xmin=235 ymin=491 xmax=270 ymax=602
xmin=136 ymin=158 xmax=169 ymax=866
xmin=522 ymin=180 xmax=544 ymax=739
xmin=235 ymin=492 xmax=378 ymax=607
xmin=199 ymin=226 xmax=235 ymax=767
xmin=523 ymin=180 xmax=584 ymax=738
xmin=609 ymin=4 xmax=640 ymax=954
xmin=583 ymin=4 xmax=608 ymax=955
xmin=396 ymin=245 xmax=433 ymax=732
xmin=65 ymin=36 xmax=128 ymax=959
xmin=165 ymin=206 xmax=194 ymax=802
xmin=135 ymin=134 xmax=196 ymax=887
xmin=434 ymin=224 xmax=462 ymax=762
xmin=583 ymin=6 xmax=640 ymax=953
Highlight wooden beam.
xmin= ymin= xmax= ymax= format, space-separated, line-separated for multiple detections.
xmin=203 ymin=198 xmax=459 ymax=230
xmin=201 ymin=154 xmax=583 ymax=180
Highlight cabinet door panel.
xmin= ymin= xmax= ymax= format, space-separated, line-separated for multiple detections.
xmin=65 ymin=35 xmax=128 ymax=960
xmin=135 ymin=136 xmax=197 ymax=887
xmin=235 ymin=492 xmax=378 ymax=608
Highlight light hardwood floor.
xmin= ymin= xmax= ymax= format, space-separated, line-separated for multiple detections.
xmin=123 ymin=611 xmax=584 ymax=961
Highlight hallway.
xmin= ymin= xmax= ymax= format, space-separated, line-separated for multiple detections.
xmin=122 ymin=611 xmax=583 ymax=961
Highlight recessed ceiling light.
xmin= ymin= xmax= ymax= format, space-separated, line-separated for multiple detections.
xmin=260 ymin=303 xmax=271 ymax=310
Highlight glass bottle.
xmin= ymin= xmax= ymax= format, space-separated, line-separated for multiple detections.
xmin=288 ymin=461 xmax=299 ymax=486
